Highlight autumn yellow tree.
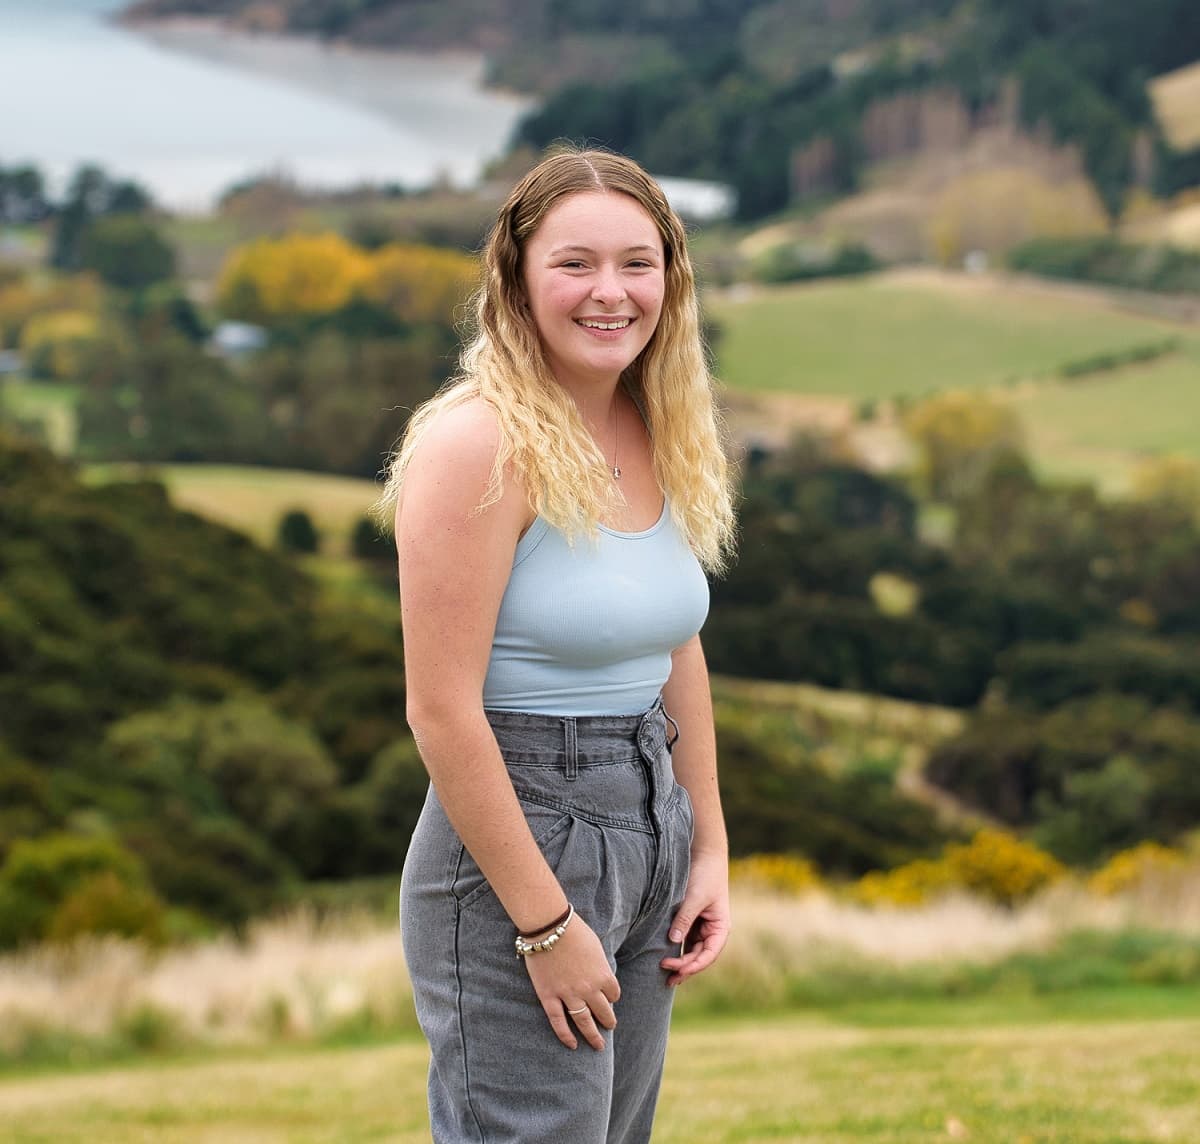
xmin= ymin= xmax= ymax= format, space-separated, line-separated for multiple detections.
xmin=19 ymin=309 xmax=102 ymax=379
xmin=0 ymin=273 xmax=104 ymax=348
xmin=904 ymin=390 xmax=1027 ymax=502
xmin=927 ymin=167 xmax=1108 ymax=267
xmin=216 ymin=233 xmax=371 ymax=324
xmin=362 ymin=243 xmax=477 ymax=327
xmin=1129 ymin=453 xmax=1200 ymax=521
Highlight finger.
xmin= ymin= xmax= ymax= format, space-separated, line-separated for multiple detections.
xmin=667 ymin=946 xmax=719 ymax=984
xmin=541 ymin=999 xmax=578 ymax=1050
xmin=566 ymin=1006 xmax=606 ymax=1052
xmin=584 ymin=996 xmax=617 ymax=1031
xmin=602 ymin=977 xmax=621 ymax=1005
xmin=667 ymin=909 xmax=696 ymax=945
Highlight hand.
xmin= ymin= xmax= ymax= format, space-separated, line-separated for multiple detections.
xmin=522 ymin=914 xmax=620 ymax=1051
xmin=660 ymin=850 xmax=730 ymax=986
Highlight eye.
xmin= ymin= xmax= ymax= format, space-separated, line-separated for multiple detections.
xmin=560 ymin=260 xmax=588 ymax=269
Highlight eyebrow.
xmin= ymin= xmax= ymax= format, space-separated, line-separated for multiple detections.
xmin=547 ymin=244 xmax=660 ymax=257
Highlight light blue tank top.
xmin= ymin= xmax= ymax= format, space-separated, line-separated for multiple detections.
xmin=482 ymin=501 xmax=710 ymax=716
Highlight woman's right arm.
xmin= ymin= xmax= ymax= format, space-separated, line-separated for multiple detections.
xmin=396 ymin=400 xmax=619 ymax=1051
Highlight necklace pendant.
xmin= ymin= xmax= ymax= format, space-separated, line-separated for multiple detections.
xmin=612 ymin=465 xmax=622 ymax=480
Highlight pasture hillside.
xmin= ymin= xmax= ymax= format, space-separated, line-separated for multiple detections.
xmin=1150 ymin=61 xmax=1200 ymax=151
xmin=81 ymin=463 xmax=383 ymax=558
xmin=1015 ymin=342 xmax=1200 ymax=493
xmin=707 ymin=270 xmax=1198 ymax=397
xmin=708 ymin=269 xmax=1200 ymax=491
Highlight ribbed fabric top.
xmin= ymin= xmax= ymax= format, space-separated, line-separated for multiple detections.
xmin=482 ymin=501 xmax=710 ymax=716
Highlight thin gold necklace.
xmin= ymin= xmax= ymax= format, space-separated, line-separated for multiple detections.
xmin=610 ymin=399 xmax=621 ymax=480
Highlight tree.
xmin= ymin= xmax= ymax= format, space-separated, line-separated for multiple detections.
xmin=216 ymin=233 xmax=371 ymax=325
xmin=904 ymin=391 xmax=1027 ymax=503
xmin=0 ymin=164 xmax=51 ymax=224
xmin=49 ymin=164 xmax=154 ymax=271
xmin=80 ymin=216 xmax=177 ymax=291
xmin=362 ymin=243 xmax=477 ymax=327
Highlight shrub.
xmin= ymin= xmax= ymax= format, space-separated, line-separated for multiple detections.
xmin=47 ymin=871 xmax=166 ymax=945
xmin=351 ymin=515 xmax=392 ymax=562
xmin=849 ymin=858 xmax=957 ymax=907
xmin=849 ymin=829 xmax=1065 ymax=908
xmin=942 ymin=829 xmax=1066 ymax=906
xmin=18 ymin=309 xmax=100 ymax=379
xmin=729 ymin=854 xmax=821 ymax=896
xmin=1008 ymin=236 xmax=1200 ymax=295
xmin=277 ymin=509 xmax=319 ymax=554
xmin=750 ymin=241 xmax=878 ymax=284
xmin=1087 ymin=841 xmax=1187 ymax=897
xmin=0 ymin=833 xmax=153 ymax=948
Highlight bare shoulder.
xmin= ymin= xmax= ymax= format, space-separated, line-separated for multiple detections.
xmin=409 ymin=396 xmax=501 ymax=478
xmin=400 ymin=397 xmax=528 ymax=534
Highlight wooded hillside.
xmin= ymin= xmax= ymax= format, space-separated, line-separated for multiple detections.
xmin=121 ymin=0 xmax=1200 ymax=220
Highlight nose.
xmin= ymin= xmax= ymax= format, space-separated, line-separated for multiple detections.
xmin=590 ymin=266 xmax=627 ymax=306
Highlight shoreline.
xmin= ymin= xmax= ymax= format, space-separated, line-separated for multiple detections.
xmin=115 ymin=14 xmax=533 ymax=141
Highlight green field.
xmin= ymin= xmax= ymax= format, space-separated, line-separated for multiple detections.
xmin=707 ymin=272 xmax=1199 ymax=398
xmin=4 ymin=1008 xmax=1200 ymax=1143
xmin=1014 ymin=342 xmax=1200 ymax=493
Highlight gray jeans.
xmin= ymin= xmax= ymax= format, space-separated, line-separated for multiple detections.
xmin=400 ymin=697 xmax=694 ymax=1143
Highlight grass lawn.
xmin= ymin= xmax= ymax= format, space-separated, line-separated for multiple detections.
xmin=707 ymin=270 xmax=1199 ymax=399
xmin=3 ymin=1008 xmax=1200 ymax=1143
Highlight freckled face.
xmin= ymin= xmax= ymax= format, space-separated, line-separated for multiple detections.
xmin=521 ymin=191 xmax=666 ymax=391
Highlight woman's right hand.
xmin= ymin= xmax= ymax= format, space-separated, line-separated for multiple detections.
xmin=522 ymin=915 xmax=620 ymax=1051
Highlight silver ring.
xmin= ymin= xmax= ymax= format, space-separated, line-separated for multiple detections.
xmin=566 ymin=1005 xmax=589 ymax=1015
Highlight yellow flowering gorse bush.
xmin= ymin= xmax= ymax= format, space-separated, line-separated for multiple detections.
xmin=849 ymin=829 xmax=1066 ymax=908
xmin=1087 ymin=841 xmax=1187 ymax=897
xmin=729 ymin=854 xmax=821 ymax=896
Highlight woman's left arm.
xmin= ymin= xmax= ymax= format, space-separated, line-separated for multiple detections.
xmin=659 ymin=634 xmax=730 ymax=986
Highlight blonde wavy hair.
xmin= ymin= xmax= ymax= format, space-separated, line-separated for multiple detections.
xmin=375 ymin=146 xmax=736 ymax=573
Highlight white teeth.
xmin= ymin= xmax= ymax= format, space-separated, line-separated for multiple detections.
xmin=578 ymin=319 xmax=631 ymax=330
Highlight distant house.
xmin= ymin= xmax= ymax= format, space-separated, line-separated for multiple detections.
xmin=208 ymin=320 xmax=268 ymax=359
xmin=653 ymin=176 xmax=737 ymax=223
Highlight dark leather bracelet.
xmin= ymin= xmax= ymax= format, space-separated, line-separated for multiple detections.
xmin=517 ymin=904 xmax=572 ymax=939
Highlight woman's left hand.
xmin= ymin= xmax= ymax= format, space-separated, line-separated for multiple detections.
xmin=659 ymin=849 xmax=730 ymax=986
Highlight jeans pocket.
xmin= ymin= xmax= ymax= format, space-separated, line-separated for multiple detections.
xmin=453 ymin=799 xmax=573 ymax=912
xmin=676 ymin=783 xmax=695 ymax=848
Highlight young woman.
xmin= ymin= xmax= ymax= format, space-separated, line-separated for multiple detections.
xmin=380 ymin=148 xmax=736 ymax=1142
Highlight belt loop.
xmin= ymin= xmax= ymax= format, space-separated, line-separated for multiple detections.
xmin=663 ymin=707 xmax=680 ymax=754
xmin=562 ymin=717 xmax=578 ymax=781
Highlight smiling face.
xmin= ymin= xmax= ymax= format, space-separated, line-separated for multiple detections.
xmin=521 ymin=190 xmax=666 ymax=395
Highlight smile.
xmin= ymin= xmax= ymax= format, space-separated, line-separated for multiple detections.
xmin=575 ymin=318 xmax=632 ymax=330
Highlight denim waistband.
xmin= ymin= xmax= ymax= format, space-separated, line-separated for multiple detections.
xmin=484 ymin=695 xmax=678 ymax=771
xmin=483 ymin=697 xmax=681 ymax=828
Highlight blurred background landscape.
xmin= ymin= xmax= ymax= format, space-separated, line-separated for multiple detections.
xmin=2 ymin=1 xmax=1200 ymax=1139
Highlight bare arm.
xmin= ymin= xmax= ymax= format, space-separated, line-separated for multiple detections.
xmin=658 ymin=634 xmax=731 ymax=985
xmin=397 ymin=400 xmax=619 ymax=1049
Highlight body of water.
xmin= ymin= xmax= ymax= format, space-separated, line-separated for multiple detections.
xmin=0 ymin=0 xmax=532 ymax=211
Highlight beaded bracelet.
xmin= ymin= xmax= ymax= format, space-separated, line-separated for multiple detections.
xmin=517 ymin=904 xmax=573 ymax=940
xmin=514 ymin=904 xmax=575 ymax=957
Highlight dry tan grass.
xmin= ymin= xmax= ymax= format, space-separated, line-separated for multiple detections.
xmin=0 ymin=909 xmax=414 ymax=1055
xmin=83 ymin=464 xmax=381 ymax=556
xmin=1125 ymin=200 xmax=1200 ymax=252
xmin=2 ymin=868 xmax=1198 ymax=1059
xmin=1151 ymin=62 xmax=1200 ymax=151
